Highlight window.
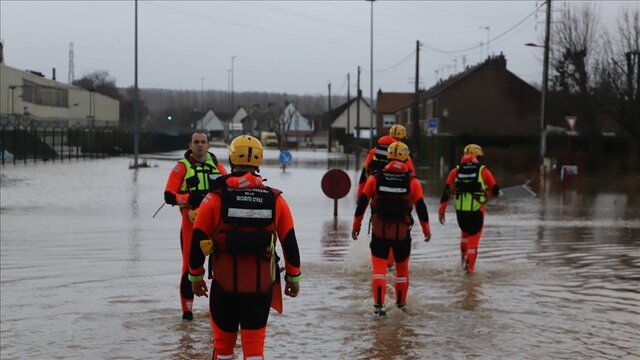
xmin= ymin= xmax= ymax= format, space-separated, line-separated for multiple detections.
xmin=382 ymin=114 xmax=396 ymax=127
xmin=22 ymin=80 xmax=69 ymax=108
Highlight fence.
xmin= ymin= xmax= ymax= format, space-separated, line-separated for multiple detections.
xmin=0 ymin=115 xmax=194 ymax=165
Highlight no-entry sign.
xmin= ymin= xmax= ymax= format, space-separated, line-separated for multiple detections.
xmin=321 ymin=169 xmax=351 ymax=199
xmin=321 ymin=169 xmax=351 ymax=217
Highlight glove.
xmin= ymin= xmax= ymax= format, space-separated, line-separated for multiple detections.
xmin=188 ymin=192 xmax=206 ymax=209
xmin=200 ymin=239 xmax=214 ymax=256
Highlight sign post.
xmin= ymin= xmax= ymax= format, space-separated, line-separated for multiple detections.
xmin=321 ymin=169 xmax=351 ymax=217
xmin=278 ymin=150 xmax=292 ymax=173
xmin=565 ymin=116 xmax=577 ymax=164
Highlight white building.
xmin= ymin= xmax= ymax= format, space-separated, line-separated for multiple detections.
xmin=0 ymin=62 xmax=120 ymax=126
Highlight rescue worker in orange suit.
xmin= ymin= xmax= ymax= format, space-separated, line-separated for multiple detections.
xmin=438 ymin=144 xmax=500 ymax=275
xmin=351 ymin=141 xmax=431 ymax=316
xmin=356 ymin=124 xmax=417 ymax=270
xmin=164 ymin=131 xmax=227 ymax=321
xmin=189 ymin=135 xmax=301 ymax=359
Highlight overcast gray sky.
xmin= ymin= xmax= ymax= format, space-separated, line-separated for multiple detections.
xmin=0 ymin=1 xmax=634 ymax=96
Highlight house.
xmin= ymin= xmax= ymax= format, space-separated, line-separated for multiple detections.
xmin=279 ymin=102 xmax=315 ymax=148
xmin=375 ymin=90 xmax=416 ymax=136
xmin=328 ymin=96 xmax=375 ymax=151
xmin=241 ymin=104 xmax=280 ymax=138
xmin=196 ymin=109 xmax=225 ymax=139
xmin=395 ymin=53 xmax=540 ymax=137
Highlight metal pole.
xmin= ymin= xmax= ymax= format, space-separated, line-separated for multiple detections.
xmin=369 ymin=0 xmax=375 ymax=150
xmin=133 ymin=0 xmax=140 ymax=167
xmin=231 ymin=56 xmax=236 ymax=112
xmin=540 ymin=0 xmax=551 ymax=164
xmin=200 ymin=77 xmax=204 ymax=112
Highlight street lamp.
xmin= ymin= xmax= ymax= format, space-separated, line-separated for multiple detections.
xmin=367 ymin=0 xmax=375 ymax=149
xmin=200 ymin=77 xmax=205 ymax=111
xmin=479 ymin=26 xmax=490 ymax=58
xmin=526 ymin=39 xmax=550 ymax=167
xmin=8 ymin=85 xmax=16 ymax=114
xmin=231 ymin=56 xmax=236 ymax=112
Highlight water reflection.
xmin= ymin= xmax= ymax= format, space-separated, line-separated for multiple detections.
xmin=127 ymin=168 xmax=142 ymax=268
xmin=455 ymin=276 xmax=483 ymax=311
xmin=368 ymin=319 xmax=421 ymax=360
xmin=320 ymin=218 xmax=350 ymax=260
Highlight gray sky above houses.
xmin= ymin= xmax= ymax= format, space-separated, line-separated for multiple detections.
xmin=0 ymin=1 xmax=633 ymax=96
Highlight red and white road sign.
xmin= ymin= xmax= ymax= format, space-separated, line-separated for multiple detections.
xmin=565 ymin=116 xmax=577 ymax=131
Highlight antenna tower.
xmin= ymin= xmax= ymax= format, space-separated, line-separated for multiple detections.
xmin=68 ymin=42 xmax=75 ymax=83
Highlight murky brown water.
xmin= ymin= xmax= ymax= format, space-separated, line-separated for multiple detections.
xmin=1 ymin=149 xmax=639 ymax=359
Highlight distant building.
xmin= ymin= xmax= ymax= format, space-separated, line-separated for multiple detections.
xmin=394 ymin=53 xmax=540 ymax=137
xmin=375 ymin=90 xmax=416 ymax=136
xmin=0 ymin=62 xmax=120 ymax=126
xmin=328 ymin=96 xmax=375 ymax=151
xmin=196 ymin=109 xmax=225 ymax=139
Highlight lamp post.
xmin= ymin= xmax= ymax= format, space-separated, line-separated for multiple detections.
xmin=367 ymin=0 xmax=375 ymax=149
xmin=231 ymin=56 xmax=236 ymax=112
xmin=200 ymin=77 xmax=205 ymax=112
xmin=479 ymin=26 xmax=490 ymax=58
xmin=9 ymin=85 xmax=16 ymax=114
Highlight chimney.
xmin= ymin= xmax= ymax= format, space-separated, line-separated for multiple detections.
xmin=52 ymin=68 xmax=56 ymax=81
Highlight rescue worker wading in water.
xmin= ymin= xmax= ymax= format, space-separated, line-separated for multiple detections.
xmin=438 ymin=144 xmax=499 ymax=275
xmin=352 ymin=141 xmax=431 ymax=316
xmin=164 ymin=131 xmax=227 ymax=321
xmin=356 ymin=124 xmax=416 ymax=271
xmin=189 ymin=135 xmax=301 ymax=360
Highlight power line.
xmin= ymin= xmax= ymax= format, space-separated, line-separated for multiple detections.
xmin=424 ymin=2 xmax=544 ymax=54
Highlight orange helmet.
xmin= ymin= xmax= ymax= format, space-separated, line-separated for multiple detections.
xmin=387 ymin=141 xmax=410 ymax=162
xmin=463 ymin=144 xmax=483 ymax=157
xmin=389 ymin=124 xmax=407 ymax=140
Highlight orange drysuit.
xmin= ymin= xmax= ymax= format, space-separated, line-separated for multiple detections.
xmin=164 ymin=150 xmax=227 ymax=317
xmin=439 ymin=156 xmax=498 ymax=274
xmin=353 ymin=160 xmax=430 ymax=309
xmin=357 ymin=135 xmax=416 ymax=268
xmin=189 ymin=171 xmax=301 ymax=360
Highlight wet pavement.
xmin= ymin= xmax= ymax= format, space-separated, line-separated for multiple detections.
xmin=1 ymin=149 xmax=639 ymax=359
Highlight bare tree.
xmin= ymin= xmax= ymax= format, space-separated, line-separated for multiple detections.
xmin=597 ymin=5 xmax=640 ymax=148
xmin=550 ymin=2 xmax=603 ymax=168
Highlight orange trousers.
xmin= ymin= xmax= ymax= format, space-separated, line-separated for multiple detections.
xmin=460 ymin=228 xmax=483 ymax=274
xmin=211 ymin=322 xmax=266 ymax=360
xmin=371 ymin=254 xmax=410 ymax=306
xmin=179 ymin=210 xmax=194 ymax=313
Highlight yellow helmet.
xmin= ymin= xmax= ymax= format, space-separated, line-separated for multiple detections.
xmin=463 ymin=144 xmax=484 ymax=157
xmin=389 ymin=124 xmax=407 ymax=140
xmin=228 ymin=135 xmax=263 ymax=167
xmin=387 ymin=141 xmax=410 ymax=162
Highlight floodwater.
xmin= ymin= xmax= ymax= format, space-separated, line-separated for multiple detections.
xmin=1 ymin=149 xmax=639 ymax=360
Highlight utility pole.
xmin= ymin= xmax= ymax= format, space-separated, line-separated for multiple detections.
xmin=412 ymin=40 xmax=421 ymax=167
xmin=133 ymin=0 xmax=140 ymax=168
xmin=368 ymin=0 xmax=375 ymax=150
xmin=231 ymin=56 xmax=236 ymax=112
xmin=200 ymin=77 xmax=205 ymax=112
xmin=356 ymin=66 xmax=361 ymax=162
xmin=540 ymin=0 xmax=551 ymax=166
xmin=347 ymin=73 xmax=351 ymax=152
xmin=327 ymin=82 xmax=332 ymax=153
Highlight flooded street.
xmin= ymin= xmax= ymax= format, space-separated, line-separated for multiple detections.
xmin=1 ymin=149 xmax=639 ymax=359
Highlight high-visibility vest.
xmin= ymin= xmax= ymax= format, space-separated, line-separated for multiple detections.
xmin=178 ymin=153 xmax=222 ymax=208
xmin=454 ymin=163 xmax=487 ymax=212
